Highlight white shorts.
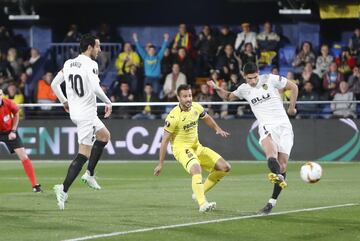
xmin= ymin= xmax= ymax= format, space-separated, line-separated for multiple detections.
xmin=258 ymin=123 xmax=294 ymax=155
xmin=72 ymin=117 xmax=105 ymax=145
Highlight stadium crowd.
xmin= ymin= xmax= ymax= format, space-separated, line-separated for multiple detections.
xmin=0 ymin=23 xmax=359 ymax=119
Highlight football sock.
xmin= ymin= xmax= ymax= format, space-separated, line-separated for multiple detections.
xmin=87 ymin=140 xmax=107 ymax=176
xmin=204 ymin=170 xmax=228 ymax=193
xmin=267 ymin=157 xmax=280 ymax=174
xmin=192 ymin=174 xmax=206 ymax=206
xmin=271 ymin=172 xmax=286 ymax=199
xmin=21 ymin=159 xmax=37 ymax=187
xmin=63 ymin=153 xmax=88 ymax=192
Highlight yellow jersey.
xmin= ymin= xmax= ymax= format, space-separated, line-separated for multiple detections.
xmin=164 ymin=102 xmax=206 ymax=149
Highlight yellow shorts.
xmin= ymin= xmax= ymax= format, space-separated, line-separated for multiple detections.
xmin=173 ymin=144 xmax=222 ymax=173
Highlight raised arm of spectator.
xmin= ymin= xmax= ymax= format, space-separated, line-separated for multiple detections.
xmin=132 ymin=33 xmax=147 ymax=59
xmin=157 ymin=33 xmax=170 ymax=59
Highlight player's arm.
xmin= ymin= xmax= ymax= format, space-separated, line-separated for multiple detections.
xmin=154 ymin=130 xmax=172 ymax=176
xmin=51 ymin=70 xmax=69 ymax=112
xmin=88 ymin=65 xmax=112 ymax=118
xmin=202 ymin=113 xmax=230 ymax=138
xmin=283 ymin=80 xmax=298 ymax=116
xmin=207 ymin=80 xmax=239 ymax=101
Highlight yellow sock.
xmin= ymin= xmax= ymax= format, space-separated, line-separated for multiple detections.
xmin=204 ymin=171 xmax=228 ymax=193
xmin=192 ymin=174 xmax=206 ymax=206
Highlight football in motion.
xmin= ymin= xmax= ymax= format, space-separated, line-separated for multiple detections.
xmin=300 ymin=162 xmax=322 ymax=183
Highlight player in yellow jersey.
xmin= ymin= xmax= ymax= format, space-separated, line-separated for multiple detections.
xmin=154 ymin=84 xmax=231 ymax=213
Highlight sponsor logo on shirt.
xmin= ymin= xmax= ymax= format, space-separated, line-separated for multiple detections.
xmin=3 ymin=114 xmax=10 ymax=122
xmin=251 ymin=93 xmax=271 ymax=105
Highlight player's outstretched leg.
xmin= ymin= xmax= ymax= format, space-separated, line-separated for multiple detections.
xmin=204 ymin=158 xmax=231 ymax=194
xmin=267 ymin=157 xmax=287 ymax=188
xmin=259 ymin=172 xmax=287 ymax=215
xmin=82 ymin=140 xmax=107 ymax=190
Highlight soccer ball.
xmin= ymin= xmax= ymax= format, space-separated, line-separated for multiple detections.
xmin=300 ymin=162 xmax=322 ymax=183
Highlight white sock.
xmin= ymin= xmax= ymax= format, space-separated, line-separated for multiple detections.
xmin=269 ymin=198 xmax=277 ymax=206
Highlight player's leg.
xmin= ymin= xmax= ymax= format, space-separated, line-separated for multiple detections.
xmin=14 ymin=147 xmax=42 ymax=192
xmin=63 ymin=144 xmax=91 ymax=192
xmin=54 ymin=144 xmax=90 ymax=210
xmin=199 ymin=147 xmax=231 ymax=193
xmin=86 ymin=125 xmax=110 ymax=176
xmin=189 ymin=163 xmax=216 ymax=213
xmin=7 ymin=132 xmax=41 ymax=192
xmin=261 ymin=135 xmax=286 ymax=187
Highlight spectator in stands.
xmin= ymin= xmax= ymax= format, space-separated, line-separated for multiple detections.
xmin=173 ymin=47 xmax=194 ymax=86
xmin=17 ymin=72 xmax=28 ymax=100
xmin=348 ymin=66 xmax=360 ymax=100
xmin=133 ymin=33 xmax=169 ymax=95
xmin=120 ymin=64 xmax=141 ymax=94
xmin=297 ymin=81 xmax=319 ymax=119
xmin=7 ymin=48 xmax=23 ymax=77
xmin=257 ymin=21 xmax=280 ymax=67
xmin=331 ymin=81 xmax=356 ymax=119
xmin=239 ymin=43 xmax=257 ymax=69
xmin=63 ymin=24 xmax=81 ymax=42
xmin=132 ymin=84 xmax=160 ymax=120
xmin=0 ymin=26 xmax=12 ymax=53
xmin=111 ymin=82 xmax=135 ymax=119
xmin=36 ymin=72 xmax=57 ymax=110
xmin=292 ymin=41 xmax=316 ymax=74
xmin=216 ymin=44 xmax=240 ymax=81
xmin=228 ymin=73 xmax=243 ymax=117
xmin=298 ymin=63 xmax=322 ymax=94
xmin=235 ymin=22 xmax=257 ymax=53
xmin=323 ymin=62 xmax=344 ymax=99
xmin=314 ymin=44 xmax=333 ymax=78
xmin=161 ymin=48 xmax=173 ymax=77
xmin=216 ymin=25 xmax=236 ymax=56
xmin=115 ymin=42 xmax=140 ymax=76
xmin=163 ymin=63 xmax=187 ymax=101
xmin=5 ymin=83 xmax=24 ymax=118
xmin=195 ymin=25 xmax=218 ymax=76
xmin=24 ymin=48 xmax=41 ymax=76
xmin=349 ymin=27 xmax=360 ymax=56
xmin=171 ymin=24 xmax=194 ymax=55
xmin=0 ymin=51 xmax=14 ymax=79
xmin=96 ymin=23 xmax=122 ymax=43
xmin=271 ymin=66 xmax=279 ymax=75
xmin=335 ymin=47 xmax=356 ymax=78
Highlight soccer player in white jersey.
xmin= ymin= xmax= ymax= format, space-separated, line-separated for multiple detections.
xmin=51 ymin=34 xmax=112 ymax=210
xmin=208 ymin=62 xmax=298 ymax=215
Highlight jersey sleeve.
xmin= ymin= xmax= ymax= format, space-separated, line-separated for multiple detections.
xmin=231 ymin=84 xmax=245 ymax=99
xmin=164 ymin=113 xmax=178 ymax=133
xmin=194 ymin=102 xmax=207 ymax=119
xmin=8 ymin=100 xmax=19 ymax=114
xmin=87 ymin=62 xmax=111 ymax=104
xmin=269 ymin=74 xmax=287 ymax=89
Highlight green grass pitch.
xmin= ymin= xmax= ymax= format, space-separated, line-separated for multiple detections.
xmin=0 ymin=161 xmax=359 ymax=241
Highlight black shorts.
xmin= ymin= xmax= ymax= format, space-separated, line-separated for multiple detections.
xmin=0 ymin=131 xmax=24 ymax=154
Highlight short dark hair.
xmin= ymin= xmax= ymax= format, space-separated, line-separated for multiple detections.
xmin=243 ymin=62 xmax=258 ymax=75
xmin=80 ymin=33 xmax=97 ymax=53
xmin=177 ymin=84 xmax=191 ymax=96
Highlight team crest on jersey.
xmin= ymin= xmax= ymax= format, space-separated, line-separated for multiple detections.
xmin=193 ymin=111 xmax=198 ymax=116
xmin=93 ymin=68 xmax=98 ymax=75
xmin=262 ymin=84 xmax=268 ymax=90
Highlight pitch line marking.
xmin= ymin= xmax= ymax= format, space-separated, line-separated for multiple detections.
xmin=62 ymin=203 xmax=358 ymax=241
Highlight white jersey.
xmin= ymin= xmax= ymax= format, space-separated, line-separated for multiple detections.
xmin=232 ymin=74 xmax=290 ymax=127
xmin=62 ymin=55 xmax=104 ymax=120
